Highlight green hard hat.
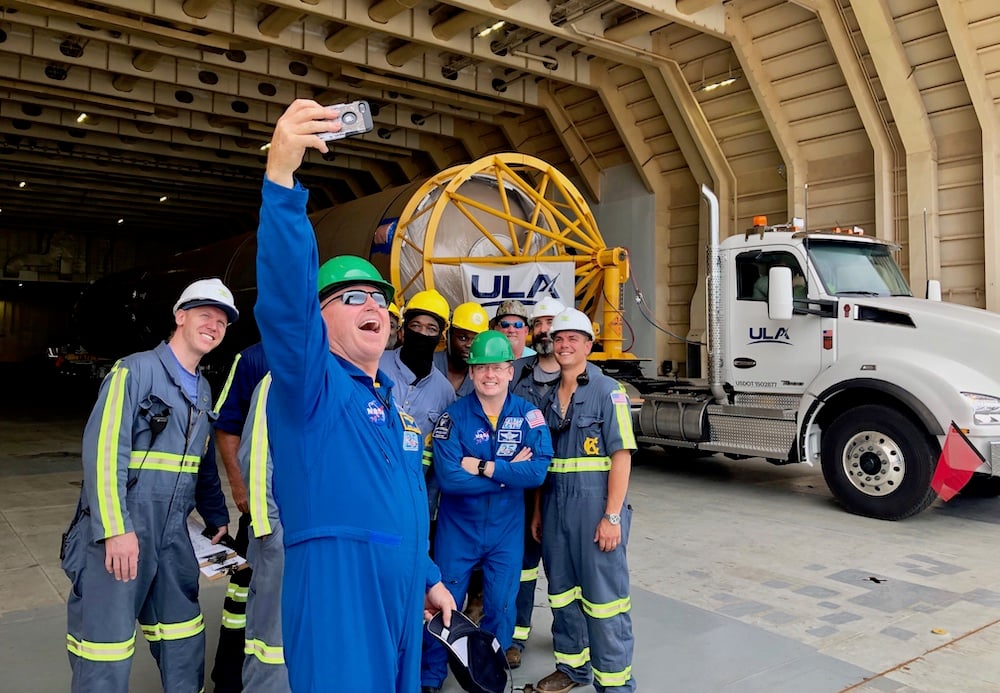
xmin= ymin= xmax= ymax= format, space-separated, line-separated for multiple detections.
xmin=317 ymin=255 xmax=395 ymax=304
xmin=466 ymin=331 xmax=515 ymax=365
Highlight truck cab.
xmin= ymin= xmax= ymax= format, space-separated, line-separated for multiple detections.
xmin=637 ymin=207 xmax=1000 ymax=520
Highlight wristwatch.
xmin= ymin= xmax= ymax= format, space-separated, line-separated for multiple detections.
xmin=603 ymin=512 xmax=621 ymax=526
xmin=477 ymin=459 xmax=488 ymax=477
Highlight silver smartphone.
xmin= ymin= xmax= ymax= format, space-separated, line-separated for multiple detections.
xmin=317 ymin=100 xmax=374 ymax=141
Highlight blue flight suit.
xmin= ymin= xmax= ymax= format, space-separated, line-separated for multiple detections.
xmin=421 ymin=392 xmax=552 ymax=688
xmin=62 ymin=341 xmax=229 ymax=693
xmin=509 ymin=355 xmax=562 ymax=650
xmin=255 ymin=178 xmax=441 ymax=693
xmin=238 ymin=373 xmax=291 ymax=693
xmin=211 ymin=341 xmax=270 ymax=692
xmin=541 ymin=362 xmax=637 ymax=692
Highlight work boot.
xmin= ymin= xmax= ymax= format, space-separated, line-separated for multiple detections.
xmin=505 ymin=645 xmax=522 ymax=669
xmin=536 ymin=669 xmax=583 ymax=693
xmin=463 ymin=592 xmax=485 ymax=625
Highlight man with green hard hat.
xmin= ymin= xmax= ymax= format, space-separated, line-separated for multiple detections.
xmin=420 ymin=331 xmax=552 ymax=693
xmin=254 ymin=99 xmax=454 ymax=693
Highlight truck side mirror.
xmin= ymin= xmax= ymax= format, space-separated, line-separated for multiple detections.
xmin=926 ymin=279 xmax=942 ymax=301
xmin=768 ymin=266 xmax=794 ymax=320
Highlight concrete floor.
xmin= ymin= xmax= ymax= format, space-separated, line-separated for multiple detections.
xmin=2 ymin=393 xmax=1000 ymax=692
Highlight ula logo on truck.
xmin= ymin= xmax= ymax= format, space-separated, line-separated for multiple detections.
xmin=748 ymin=327 xmax=792 ymax=345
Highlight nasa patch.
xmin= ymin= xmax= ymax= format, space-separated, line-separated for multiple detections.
xmin=432 ymin=413 xmax=453 ymax=440
xmin=474 ymin=428 xmax=491 ymax=445
xmin=367 ymin=400 xmax=387 ymax=426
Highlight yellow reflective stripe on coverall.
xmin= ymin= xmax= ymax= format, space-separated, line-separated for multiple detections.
xmin=582 ymin=595 xmax=631 ymax=619
xmin=214 ymin=351 xmax=242 ymax=411
xmin=66 ymin=631 xmax=136 ymax=662
xmin=128 ymin=451 xmax=201 ymax=473
xmin=593 ymin=665 xmax=633 ymax=687
xmin=222 ymin=609 xmax=247 ymax=629
xmin=548 ymin=586 xmax=582 ymax=609
xmin=249 ymin=375 xmax=273 ymax=538
xmin=547 ymin=456 xmax=612 ymax=473
xmin=226 ymin=583 xmax=249 ymax=602
xmin=554 ymin=647 xmax=590 ymax=668
xmin=140 ymin=614 xmax=205 ymax=642
xmin=613 ymin=384 xmax=636 ymax=449
xmin=96 ymin=364 xmax=129 ymax=538
xmin=244 ymin=637 xmax=286 ymax=664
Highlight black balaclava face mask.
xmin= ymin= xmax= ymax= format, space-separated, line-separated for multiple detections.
xmin=399 ymin=311 xmax=444 ymax=380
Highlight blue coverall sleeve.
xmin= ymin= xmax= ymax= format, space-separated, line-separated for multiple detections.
xmin=424 ymin=555 xmax=442 ymax=591
xmin=82 ymin=359 xmax=136 ymax=540
xmin=196 ymin=443 xmax=230 ymax=530
xmin=490 ymin=413 xmax=552 ymax=489
xmin=255 ymin=178 xmax=344 ymax=426
xmin=432 ymin=413 xmax=498 ymax=496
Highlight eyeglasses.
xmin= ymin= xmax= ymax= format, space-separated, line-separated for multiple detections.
xmin=471 ymin=363 xmax=512 ymax=374
xmin=499 ymin=320 xmax=525 ymax=329
xmin=323 ymin=289 xmax=388 ymax=309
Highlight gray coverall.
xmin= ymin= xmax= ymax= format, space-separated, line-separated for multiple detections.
xmin=541 ymin=362 xmax=637 ymax=692
xmin=238 ymin=373 xmax=291 ymax=693
xmin=62 ymin=341 xmax=228 ymax=693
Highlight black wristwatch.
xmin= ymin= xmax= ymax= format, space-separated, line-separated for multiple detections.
xmin=477 ymin=459 xmax=488 ymax=477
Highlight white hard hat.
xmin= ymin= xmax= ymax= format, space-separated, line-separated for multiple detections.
xmin=550 ymin=307 xmax=594 ymax=340
xmin=529 ymin=297 xmax=566 ymax=322
xmin=173 ymin=278 xmax=239 ymax=324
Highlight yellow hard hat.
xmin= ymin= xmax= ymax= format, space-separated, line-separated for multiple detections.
xmin=404 ymin=289 xmax=450 ymax=326
xmin=388 ymin=302 xmax=401 ymax=319
xmin=451 ymin=302 xmax=489 ymax=334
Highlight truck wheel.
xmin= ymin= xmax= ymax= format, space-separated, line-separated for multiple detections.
xmin=821 ymin=405 xmax=938 ymax=520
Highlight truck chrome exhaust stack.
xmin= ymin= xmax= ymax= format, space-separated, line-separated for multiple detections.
xmin=701 ymin=184 xmax=727 ymax=404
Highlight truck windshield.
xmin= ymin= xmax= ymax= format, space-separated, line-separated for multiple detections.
xmin=806 ymin=240 xmax=912 ymax=297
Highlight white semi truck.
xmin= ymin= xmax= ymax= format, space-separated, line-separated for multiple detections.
xmin=635 ymin=186 xmax=1000 ymax=520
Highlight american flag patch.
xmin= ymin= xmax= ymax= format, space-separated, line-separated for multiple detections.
xmin=611 ymin=391 xmax=629 ymax=406
xmin=526 ymin=409 xmax=545 ymax=428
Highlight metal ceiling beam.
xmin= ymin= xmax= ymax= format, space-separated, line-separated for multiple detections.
xmin=4 ymin=0 xmax=231 ymax=50
xmin=589 ymin=62 xmax=654 ymax=194
xmin=937 ymin=0 xmax=999 ymax=311
xmin=258 ymin=7 xmax=306 ymax=38
xmin=726 ymin=2 xmax=806 ymax=221
xmin=848 ymin=0 xmax=939 ymax=292
xmin=181 ymin=0 xmax=219 ymax=20
xmin=793 ymin=0 xmax=894 ymax=243
xmin=537 ymin=84 xmax=601 ymax=201
xmin=613 ymin=0 xmax=725 ymax=38
xmin=605 ymin=14 xmax=671 ymax=42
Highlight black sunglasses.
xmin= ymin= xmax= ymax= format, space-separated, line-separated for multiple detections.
xmin=499 ymin=319 xmax=525 ymax=329
xmin=323 ymin=289 xmax=388 ymax=309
